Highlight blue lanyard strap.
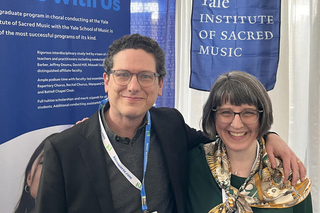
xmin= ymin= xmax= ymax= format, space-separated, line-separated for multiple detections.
xmin=141 ymin=111 xmax=151 ymax=211
xmin=99 ymin=98 xmax=151 ymax=212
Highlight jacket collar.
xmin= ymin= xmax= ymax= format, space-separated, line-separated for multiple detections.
xmin=78 ymin=112 xmax=115 ymax=213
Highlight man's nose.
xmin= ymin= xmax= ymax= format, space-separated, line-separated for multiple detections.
xmin=127 ymin=74 xmax=141 ymax=92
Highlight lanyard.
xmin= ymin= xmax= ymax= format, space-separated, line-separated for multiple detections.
xmin=98 ymin=99 xmax=151 ymax=212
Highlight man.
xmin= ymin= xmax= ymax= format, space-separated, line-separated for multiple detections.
xmin=35 ymin=34 xmax=305 ymax=213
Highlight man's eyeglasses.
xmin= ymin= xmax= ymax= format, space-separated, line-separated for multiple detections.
xmin=212 ymin=108 xmax=263 ymax=125
xmin=108 ymin=70 xmax=160 ymax=87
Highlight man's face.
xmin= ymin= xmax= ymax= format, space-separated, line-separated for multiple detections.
xmin=103 ymin=48 xmax=164 ymax=121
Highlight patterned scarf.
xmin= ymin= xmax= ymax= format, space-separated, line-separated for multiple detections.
xmin=204 ymin=138 xmax=312 ymax=213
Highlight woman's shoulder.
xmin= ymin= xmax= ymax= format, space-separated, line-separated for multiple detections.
xmin=251 ymin=193 xmax=313 ymax=212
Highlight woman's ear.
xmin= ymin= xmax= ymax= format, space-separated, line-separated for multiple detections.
xmin=26 ymin=171 xmax=31 ymax=186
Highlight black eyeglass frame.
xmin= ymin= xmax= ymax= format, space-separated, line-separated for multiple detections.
xmin=107 ymin=70 xmax=160 ymax=87
xmin=211 ymin=108 xmax=263 ymax=124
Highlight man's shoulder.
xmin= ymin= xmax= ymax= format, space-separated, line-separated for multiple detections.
xmin=149 ymin=107 xmax=182 ymax=118
xmin=149 ymin=107 xmax=189 ymax=132
xmin=50 ymin=111 xmax=100 ymax=147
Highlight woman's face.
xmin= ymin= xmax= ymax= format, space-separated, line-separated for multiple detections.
xmin=27 ymin=151 xmax=44 ymax=199
xmin=215 ymin=102 xmax=259 ymax=152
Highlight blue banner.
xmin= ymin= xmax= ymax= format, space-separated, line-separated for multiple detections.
xmin=190 ymin=0 xmax=280 ymax=91
xmin=0 ymin=0 xmax=130 ymax=144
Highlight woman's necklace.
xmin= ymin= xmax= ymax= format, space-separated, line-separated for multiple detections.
xmin=231 ymin=140 xmax=260 ymax=177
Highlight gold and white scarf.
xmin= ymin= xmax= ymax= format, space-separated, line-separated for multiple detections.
xmin=204 ymin=138 xmax=311 ymax=213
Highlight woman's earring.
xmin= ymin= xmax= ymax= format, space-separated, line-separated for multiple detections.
xmin=24 ymin=185 xmax=30 ymax=193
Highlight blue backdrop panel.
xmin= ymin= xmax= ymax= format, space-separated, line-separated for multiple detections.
xmin=131 ymin=0 xmax=176 ymax=108
xmin=190 ymin=0 xmax=280 ymax=91
xmin=0 ymin=0 xmax=130 ymax=144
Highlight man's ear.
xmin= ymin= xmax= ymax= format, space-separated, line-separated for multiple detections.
xmin=103 ymin=72 xmax=109 ymax=93
xmin=158 ymin=77 xmax=164 ymax=96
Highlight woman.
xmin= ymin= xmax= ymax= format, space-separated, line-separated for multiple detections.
xmin=14 ymin=133 xmax=57 ymax=213
xmin=188 ymin=71 xmax=312 ymax=213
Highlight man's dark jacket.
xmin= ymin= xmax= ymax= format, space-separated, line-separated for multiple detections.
xmin=35 ymin=107 xmax=210 ymax=213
